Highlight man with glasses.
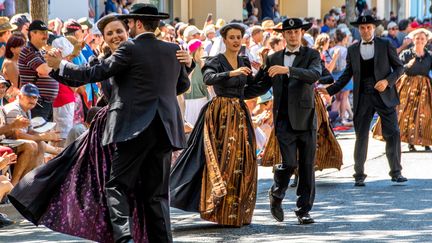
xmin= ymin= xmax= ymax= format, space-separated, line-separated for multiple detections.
xmin=18 ymin=20 xmax=58 ymax=122
xmin=321 ymin=13 xmax=336 ymax=34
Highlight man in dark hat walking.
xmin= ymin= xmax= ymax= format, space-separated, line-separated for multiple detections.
xmin=320 ymin=15 xmax=406 ymax=187
xmin=246 ymin=18 xmax=321 ymax=224
xmin=46 ymin=4 xmax=191 ymax=243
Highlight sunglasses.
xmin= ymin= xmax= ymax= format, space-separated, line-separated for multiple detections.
xmin=389 ymin=27 xmax=398 ymax=30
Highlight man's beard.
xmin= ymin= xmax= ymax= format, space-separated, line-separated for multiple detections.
xmin=129 ymin=25 xmax=137 ymax=38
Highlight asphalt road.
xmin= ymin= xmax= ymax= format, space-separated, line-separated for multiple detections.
xmin=1 ymin=133 xmax=431 ymax=243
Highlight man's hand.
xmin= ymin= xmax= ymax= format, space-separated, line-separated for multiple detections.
xmin=39 ymin=131 xmax=61 ymax=141
xmin=374 ymin=79 xmax=389 ymax=92
xmin=176 ymin=50 xmax=192 ymax=68
xmin=251 ymin=61 xmax=262 ymax=70
xmin=268 ymin=65 xmax=289 ymax=77
xmin=44 ymin=49 xmax=63 ymax=70
xmin=11 ymin=115 xmax=30 ymax=129
xmin=230 ymin=67 xmax=252 ymax=77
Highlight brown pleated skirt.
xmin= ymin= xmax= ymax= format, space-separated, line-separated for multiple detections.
xmin=200 ymin=97 xmax=257 ymax=227
xmin=373 ymin=75 xmax=432 ymax=146
xmin=261 ymin=91 xmax=343 ymax=171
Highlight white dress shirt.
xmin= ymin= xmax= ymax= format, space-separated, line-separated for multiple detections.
xmin=284 ymin=46 xmax=300 ymax=77
xmin=360 ymin=37 xmax=375 ymax=60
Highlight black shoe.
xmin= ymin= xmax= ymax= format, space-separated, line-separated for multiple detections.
xmin=425 ymin=146 xmax=431 ymax=151
xmin=269 ymin=190 xmax=284 ymax=222
xmin=0 ymin=213 xmax=14 ymax=228
xmin=354 ymin=178 xmax=365 ymax=187
xmin=408 ymin=144 xmax=417 ymax=152
xmin=116 ymin=236 xmax=133 ymax=243
xmin=297 ymin=213 xmax=315 ymax=224
xmin=391 ymin=175 xmax=408 ymax=183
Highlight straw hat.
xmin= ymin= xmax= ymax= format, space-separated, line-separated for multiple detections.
xmin=408 ymin=28 xmax=432 ymax=40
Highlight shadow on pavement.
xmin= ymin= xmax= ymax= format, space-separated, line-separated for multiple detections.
xmin=172 ymin=178 xmax=432 ymax=242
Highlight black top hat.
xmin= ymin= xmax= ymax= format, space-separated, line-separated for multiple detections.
xmin=350 ymin=15 xmax=381 ymax=27
xmin=118 ymin=3 xmax=169 ymax=20
xmin=274 ymin=18 xmax=312 ymax=32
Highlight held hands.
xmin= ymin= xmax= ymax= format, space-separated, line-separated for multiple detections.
xmin=176 ymin=50 xmax=192 ymax=68
xmin=230 ymin=67 xmax=252 ymax=77
xmin=374 ymin=79 xmax=389 ymax=92
xmin=44 ymin=48 xmax=63 ymax=70
xmin=268 ymin=65 xmax=289 ymax=77
xmin=0 ymin=152 xmax=17 ymax=170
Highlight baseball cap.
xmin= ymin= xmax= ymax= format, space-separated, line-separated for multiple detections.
xmin=0 ymin=75 xmax=11 ymax=89
xmin=28 ymin=20 xmax=48 ymax=32
xmin=20 ymin=83 xmax=40 ymax=97
xmin=387 ymin=21 xmax=398 ymax=30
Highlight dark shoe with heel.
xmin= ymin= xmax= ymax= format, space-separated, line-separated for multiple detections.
xmin=391 ymin=175 xmax=408 ymax=183
xmin=269 ymin=190 xmax=284 ymax=222
xmin=0 ymin=213 xmax=14 ymax=228
xmin=354 ymin=177 xmax=365 ymax=187
xmin=408 ymin=144 xmax=417 ymax=152
xmin=297 ymin=213 xmax=315 ymax=224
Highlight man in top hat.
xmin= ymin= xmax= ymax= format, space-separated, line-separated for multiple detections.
xmin=246 ymin=18 xmax=322 ymax=224
xmin=319 ymin=15 xmax=406 ymax=186
xmin=45 ymin=4 xmax=191 ymax=243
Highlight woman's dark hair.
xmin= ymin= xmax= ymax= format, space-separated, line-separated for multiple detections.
xmin=220 ymin=23 xmax=245 ymax=39
xmin=5 ymin=34 xmax=25 ymax=59
xmin=334 ymin=29 xmax=347 ymax=43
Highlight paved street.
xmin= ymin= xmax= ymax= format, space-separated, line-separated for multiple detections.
xmin=1 ymin=133 xmax=431 ymax=242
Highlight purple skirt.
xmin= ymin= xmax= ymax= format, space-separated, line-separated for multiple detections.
xmin=8 ymin=107 xmax=148 ymax=243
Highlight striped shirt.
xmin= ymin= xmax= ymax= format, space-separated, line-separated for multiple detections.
xmin=18 ymin=42 xmax=59 ymax=102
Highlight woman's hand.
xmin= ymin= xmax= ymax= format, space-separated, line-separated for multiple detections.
xmin=230 ymin=67 xmax=252 ymax=77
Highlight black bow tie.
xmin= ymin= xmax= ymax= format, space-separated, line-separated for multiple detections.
xmin=362 ymin=41 xmax=374 ymax=45
xmin=285 ymin=51 xmax=300 ymax=56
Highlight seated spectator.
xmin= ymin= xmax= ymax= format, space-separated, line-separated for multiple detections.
xmin=3 ymin=84 xmax=61 ymax=169
xmin=0 ymin=149 xmax=16 ymax=228
xmin=0 ymin=76 xmax=37 ymax=186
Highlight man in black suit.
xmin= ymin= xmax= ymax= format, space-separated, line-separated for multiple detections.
xmin=46 ymin=4 xmax=190 ymax=243
xmin=246 ymin=18 xmax=321 ymax=224
xmin=320 ymin=15 xmax=407 ymax=187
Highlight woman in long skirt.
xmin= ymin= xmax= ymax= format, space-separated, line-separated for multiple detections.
xmin=170 ymin=23 xmax=259 ymax=227
xmin=373 ymin=28 xmax=432 ymax=151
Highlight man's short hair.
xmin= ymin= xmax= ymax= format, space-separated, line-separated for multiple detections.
xmin=136 ymin=18 xmax=159 ymax=32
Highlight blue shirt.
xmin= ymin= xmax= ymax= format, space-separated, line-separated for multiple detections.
xmin=386 ymin=35 xmax=402 ymax=48
xmin=81 ymin=43 xmax=94 ymax=61
xmin=260 ymin=0 xmax=275 ymax=20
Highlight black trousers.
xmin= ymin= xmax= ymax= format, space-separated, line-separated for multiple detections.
xmin=353 ymin=92 xmax=402 ymax=179
xmin=106 ymin=115 xmax=173 ymax=243
xmin=272 ymin=118 xmax=316 ymax=216
xmin=31 ymin=98 xmax=53 ymax=121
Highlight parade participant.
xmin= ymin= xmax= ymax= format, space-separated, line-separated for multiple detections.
xmin=320 ymin=15 xmax=406 ymax=187
xmin=373 ymin=28 xmax=432 ymax=151
xmin=10 ymin=4 xmax=192 ymax=243
xmin=244 ymin=18 xmax=322 ymax=224
xmin=261 ymin=60 xmax=343 ymax=180
xmin=170 ymin=23 xmax=259 ymax=227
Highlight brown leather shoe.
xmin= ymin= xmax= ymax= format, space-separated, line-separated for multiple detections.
xmin=269 ymin=190 xmax=284 ymax=222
